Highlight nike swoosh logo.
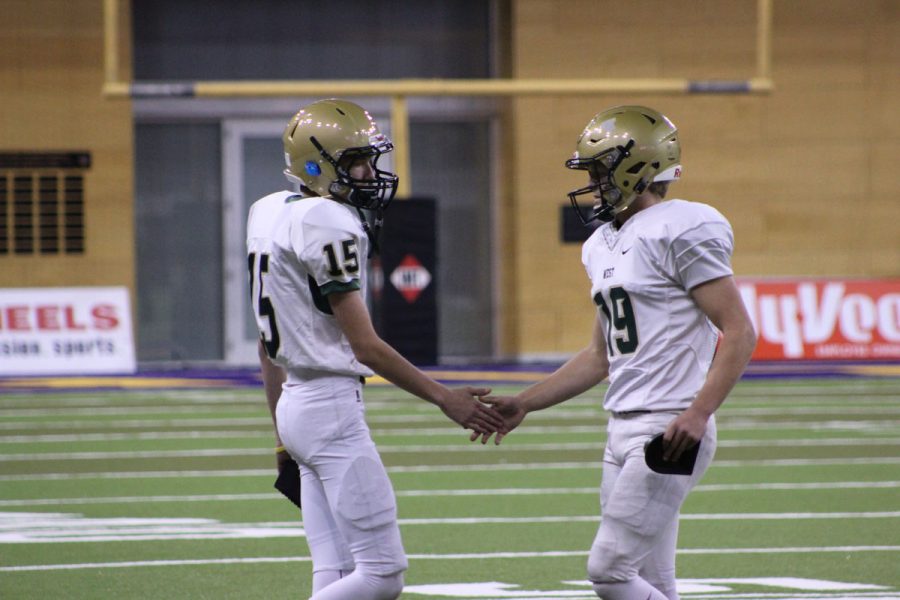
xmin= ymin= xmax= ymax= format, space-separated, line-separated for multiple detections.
xmin=621 ymin=247 xmax=632 ymax=254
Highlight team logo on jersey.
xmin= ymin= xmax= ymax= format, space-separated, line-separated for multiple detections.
xmin=601 ymin=226 xmax=618 ymax=251
xmin=390 ymin=254 xmax=432 ymax=303
xmin=604 ymin=267 xmax=615 ymax=279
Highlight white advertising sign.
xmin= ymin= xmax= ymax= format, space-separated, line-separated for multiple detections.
xmin=0 ymin=287 xmax=136 ymax=375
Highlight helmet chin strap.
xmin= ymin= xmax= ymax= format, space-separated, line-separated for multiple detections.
xmin=326 ymin=182 xmax=382 ymax=257
xmin=354 ymin=206 xmax=382 ymax=258
xmin=593 ymin=201 xmax=616 ymax=223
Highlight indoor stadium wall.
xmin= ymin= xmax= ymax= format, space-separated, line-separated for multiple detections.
xmin=0 ymin=0 xmax=135 ymax=296
xmin=503 ymin=0 xmax=900 ymax=357
xmin=3 ymin=1 xmax=897 ymax=361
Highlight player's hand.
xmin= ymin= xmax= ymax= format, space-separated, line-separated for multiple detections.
xmin=439 ymin=386 xmax=504 ymax=434
xmin=470 ymin=396 xmax=526 ymax=445
xmin=662 ymin=407 xmax=709 ymax=461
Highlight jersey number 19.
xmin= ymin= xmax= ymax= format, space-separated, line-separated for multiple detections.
xmin=594 ymin=286 xmax=639 ymax=355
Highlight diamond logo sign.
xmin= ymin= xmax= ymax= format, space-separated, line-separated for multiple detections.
xmin=389 ymin=254 xmax=432 ymax=303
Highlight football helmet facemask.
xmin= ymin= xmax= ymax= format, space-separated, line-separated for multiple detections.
xmin=566 ymin=105 xmax=681 ymax=224
xmin=283 ymin=99 xmax=398 ymax=212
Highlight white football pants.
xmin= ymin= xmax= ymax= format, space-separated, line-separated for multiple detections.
xmin=276 ymin=375 xmax=408 ymax=600
xmin=588 ymin=411 xmax=717 ymax=600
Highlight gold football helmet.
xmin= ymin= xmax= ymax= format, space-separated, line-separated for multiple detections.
xmin=283 ymin=99 xmax=398 ymax=211
xmin=566 ymin=105 xmax=681 ymax=224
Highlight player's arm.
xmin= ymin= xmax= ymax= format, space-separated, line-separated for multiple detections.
xmin=328 ymin=289 xmax=503 ymax=435
xmin=476 ymin=312 xmax=610 ymax=444
xmin=520 ymin=312 xmax=610 ymax=412
xmin=663 ymin=274 xmax=757 ymax=460
xmin=258 ymin=339 xmax=290 ymax=466
xmin=259 ymin=339 xmax=301 ymax=508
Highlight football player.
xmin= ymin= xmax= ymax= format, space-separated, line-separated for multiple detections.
xmin=248 ymin=98 xmax=504 ymax=600
xmin=478 ymin=105 xmax=757 ymax=600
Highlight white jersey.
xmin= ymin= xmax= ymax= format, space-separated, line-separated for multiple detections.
xmin=246 ymin=191 xmax=373 ymax=379
xmin=582 ymin=199 xmax=734 ymax=413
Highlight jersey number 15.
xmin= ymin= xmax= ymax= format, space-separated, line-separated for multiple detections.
xmin=248 ymin=252 xmax=280 ymax=359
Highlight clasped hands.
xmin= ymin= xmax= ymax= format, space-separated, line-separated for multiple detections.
xmin=440 ymin=386 xmax=525 ymax=445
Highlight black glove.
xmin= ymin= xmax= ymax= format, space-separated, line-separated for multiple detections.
xmin=274 ymin=454 xmax=302 ymax=509
xmin=644 ymin=433 xmax=700 ymax=475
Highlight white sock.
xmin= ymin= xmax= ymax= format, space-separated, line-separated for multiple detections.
xmin=310 ymin=569 xmax=403 ymax=600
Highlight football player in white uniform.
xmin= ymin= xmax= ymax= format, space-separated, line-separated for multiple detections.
xmin=248 ymin=99 xmax=504 ymax=600
xmin=477 ymin=106 xmax=757 ymax=600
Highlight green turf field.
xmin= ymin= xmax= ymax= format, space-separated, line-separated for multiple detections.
xmin=1 ymin=377 xmax=898 ymax=599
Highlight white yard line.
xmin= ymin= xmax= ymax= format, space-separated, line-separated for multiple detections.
xmin=388 ymin=457 xmax=900 ymax=472
xmin=3 ymin=405 xmax=899 ymax=431
xmin=4 ymin=436 xmax=900 ymax=461
xmin=714 ymin=457 xmax=900 ymax=468
xmin=2 ymin=457 xmax=900 ymax=481
xmin=0 ymin=392 xmax=260 ymax=408
xmin=2 ymin=546 xmax=898 ymax=572
xmin=695 ymin=481 xmax=900 ymax=491
xmin=0 ymin=406 xmax=262 ymax=417
xmin=0 ymin=462 xmax=607 ymax=481
xmin=0 ymin=481 xmax=896 ymax=507
xmin=0 ymin=448 xmax=272 ymax=461
xmin=3 ymin=429 xmax=900 ymax=445
xmin=1 ymin=512 xmax=896 ymax=546
xmin=0 ymin=468 xmax=275 ymax=481
xmin=3 ymin=404 xmax=899 ymax=422
xmin=0 ymin=417 xmax=272 ymax=430
xmin=0 ymin=431 xmax=273 ymax=443
xmin=397 ymin=512 xmax=900 ymax=524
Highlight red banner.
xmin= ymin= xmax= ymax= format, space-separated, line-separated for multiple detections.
xmin=737 ymin=278 xmax=900 ymax=361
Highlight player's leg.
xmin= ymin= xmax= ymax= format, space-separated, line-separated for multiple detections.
xmin=310 ymin=567 xmax=404 ymax=600
xmin=638 ymin=415 xmax=717 ymax=600
xmin=277 ymin=384 xmax=356 ymax=594
xmin=589 ymin=413 xmax=718 ymax=600
xmin=589 ymin=481 xmax=671 ymax=600
xmin=307 ymin=381 xmax=407 ymax=600
xmin=299 ymin=464 xmax=356 ymax=593
xmin=638 ymin=516 xmax=679 ymax=600
xmin=588 ymin=414 xmax=685 ymax=600
xmin=309 ymin=441 xmax=407 ymax=598
xmin=638 ymin=416 xmax=717 ymax=600
xmin=599 ymin=436 xmax=672 ymax=587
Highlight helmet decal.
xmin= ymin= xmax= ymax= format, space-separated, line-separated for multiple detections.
xmin=304 ymin=161 xmax=321 ymax=176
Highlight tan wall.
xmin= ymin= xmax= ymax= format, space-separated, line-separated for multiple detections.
xmin=0 ymin=1 xmax=134 ymax=296
xmin=503 ymin=0 xmax=900 ymax=357
xmin=3 ymin=1 xmax=897 ymax=360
